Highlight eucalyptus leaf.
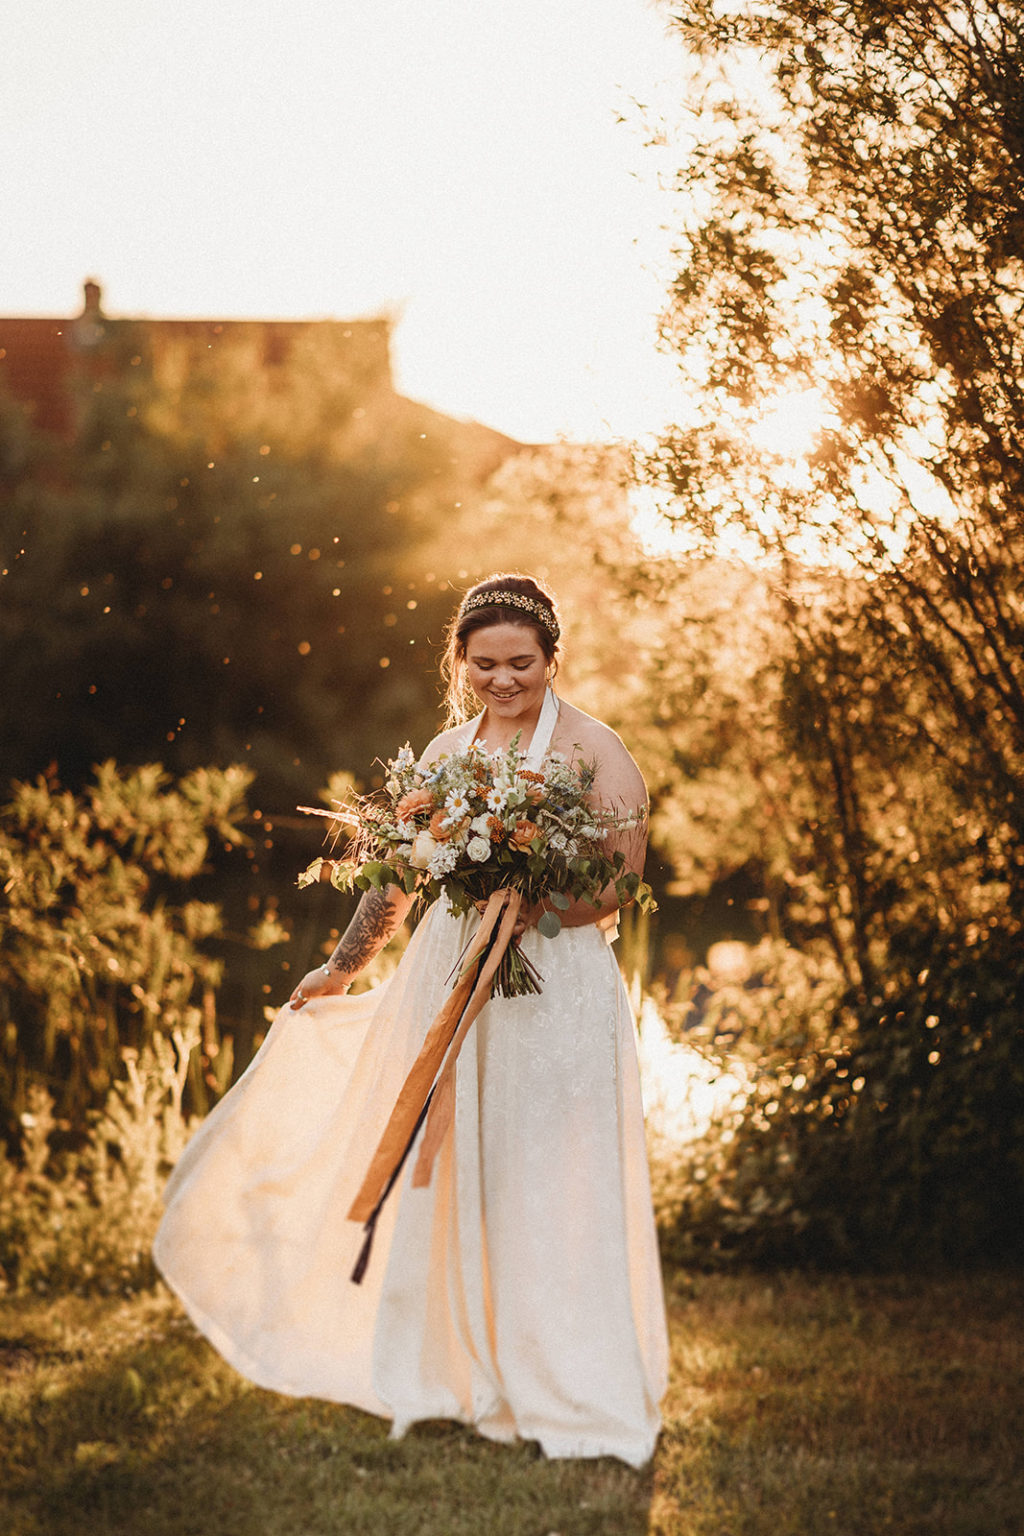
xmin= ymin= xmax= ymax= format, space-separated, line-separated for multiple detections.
xmin=537 ymin=910 xmax=562 ymax=939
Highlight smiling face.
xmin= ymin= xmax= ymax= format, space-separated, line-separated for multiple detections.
xmin=463 ymin=622 xmax=548 ymax=730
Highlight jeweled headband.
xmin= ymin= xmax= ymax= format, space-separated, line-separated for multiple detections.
xmin=458 ymin=589 xmax=560 ymax=639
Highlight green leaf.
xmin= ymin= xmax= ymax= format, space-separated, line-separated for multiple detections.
xmin=537 ymin=910 xmax=562 ymax=939
xmin=548 ymin=890 xmax=571 ymax=910
xmin=329 ymin=862 xmax=357 ymax=891
xmin=296 ymin=858 xmax=323 ymax=889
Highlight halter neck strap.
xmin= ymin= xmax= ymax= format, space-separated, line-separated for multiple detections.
xmin=463 ymin=687 xmax=559 ymax=766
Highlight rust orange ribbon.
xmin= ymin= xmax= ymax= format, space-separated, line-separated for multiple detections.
xmin=347 ymin=888 xmax=522 ymax=1280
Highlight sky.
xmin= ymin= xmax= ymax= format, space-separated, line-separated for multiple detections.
xmin=2 ymin=0 xmax=687 ymax=443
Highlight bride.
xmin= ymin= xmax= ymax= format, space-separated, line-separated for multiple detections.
xmin=154 ymin=572 xmax=668 ymax=1468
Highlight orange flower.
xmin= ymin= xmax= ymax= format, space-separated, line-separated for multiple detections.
xmin=429 ymin=809 xmax=452 ymax=842
xmin=517 ymin=769 xmax=545 ymax=804
xmin=396 ymin=787 xmax=434 ymax=821
xmin=511 ymin=818 xmax=539 ymax=849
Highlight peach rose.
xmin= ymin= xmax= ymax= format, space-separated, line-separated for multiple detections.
xmin=511 ymin=818 xmax=539 ymax=849
xmin=396 ymin=787 xmax=434 ymax=821
xmin=429 ymin=809 xmax=452 ymax=841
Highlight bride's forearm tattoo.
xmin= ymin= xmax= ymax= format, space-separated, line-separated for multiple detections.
xmin=327 ymin=888 xmax=403 ymax=976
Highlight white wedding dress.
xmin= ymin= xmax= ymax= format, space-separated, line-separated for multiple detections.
xmin=154 ymin=692 xmax=668 ymax=1467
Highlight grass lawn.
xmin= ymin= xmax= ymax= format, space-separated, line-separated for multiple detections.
xmin=2 ymin=1269 xmax=1022 ymax=1535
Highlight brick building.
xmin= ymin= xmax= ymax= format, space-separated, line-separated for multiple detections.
xmin=0 ymin=281 xmax=522 ymax=484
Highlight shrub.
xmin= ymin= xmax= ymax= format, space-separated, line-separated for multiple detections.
xmin=0 ymin=760 xmax=277 ymax=1136
xmin=656 ymin=935 xmax=1024 ymax=1269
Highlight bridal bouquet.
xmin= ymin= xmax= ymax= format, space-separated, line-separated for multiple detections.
xmin=298 ymin=737 xmax=655 ymax=997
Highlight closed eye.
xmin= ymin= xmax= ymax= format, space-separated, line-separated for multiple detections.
xmin=473 ymin=658 xmax=538 ymax=669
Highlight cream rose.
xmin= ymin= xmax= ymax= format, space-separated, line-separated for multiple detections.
xmin=410 ymin=830 xmax=438 ymax=868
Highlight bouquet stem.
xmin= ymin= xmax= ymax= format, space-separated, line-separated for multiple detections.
xmin=493 ymin=939 xmax=544 ymax=998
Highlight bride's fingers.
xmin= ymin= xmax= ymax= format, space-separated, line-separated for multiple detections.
xmin=289 ymin=970 xmax=351 ymax=1009
xmin=289 ymin=977 xmax=316 ymax=1009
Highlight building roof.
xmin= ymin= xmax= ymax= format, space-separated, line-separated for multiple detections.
xmin=0 ymin=282 xmax=524 ymax=483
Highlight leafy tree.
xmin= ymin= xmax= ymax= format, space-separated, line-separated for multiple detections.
xmin=637 ymin=0 xmax=1024 ymax=1261
xmin=650 ymin=2 xmax=1024 ymax=849
xmin=0 ymin=321 xmax=491 ymax=812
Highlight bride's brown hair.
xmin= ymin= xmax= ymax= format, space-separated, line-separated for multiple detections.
xmin=441 ymin=573 xmax=561 ymax=726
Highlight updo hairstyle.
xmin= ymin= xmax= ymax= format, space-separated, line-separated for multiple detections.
xmin=441 ymin=573 xmax=561 ymax=725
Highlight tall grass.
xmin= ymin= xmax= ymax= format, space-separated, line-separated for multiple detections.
xmin=0 ymin=1027 xmax=195 ymax=1297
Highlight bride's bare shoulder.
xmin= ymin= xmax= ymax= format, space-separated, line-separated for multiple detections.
xmin=552 ymin=698 xmax=625 ymax=752
xmin=551 ymin=700 xmax=645 ymax=793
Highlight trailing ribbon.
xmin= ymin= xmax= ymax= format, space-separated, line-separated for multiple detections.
xmin=347 ymin=887 xmax=522 ymax=1283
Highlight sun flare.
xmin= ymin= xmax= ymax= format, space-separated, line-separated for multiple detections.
xmin=748 ymin=388 xmax=834 ymax=461
xmin=637 ymin=999 xmax=748 ymax=1146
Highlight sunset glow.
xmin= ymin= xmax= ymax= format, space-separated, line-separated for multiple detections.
xmin=2 ymin=0 xmax=686 ymax=444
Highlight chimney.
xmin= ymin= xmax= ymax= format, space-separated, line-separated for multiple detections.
xmin=72 ymin=278 xmax=106 ymax=350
